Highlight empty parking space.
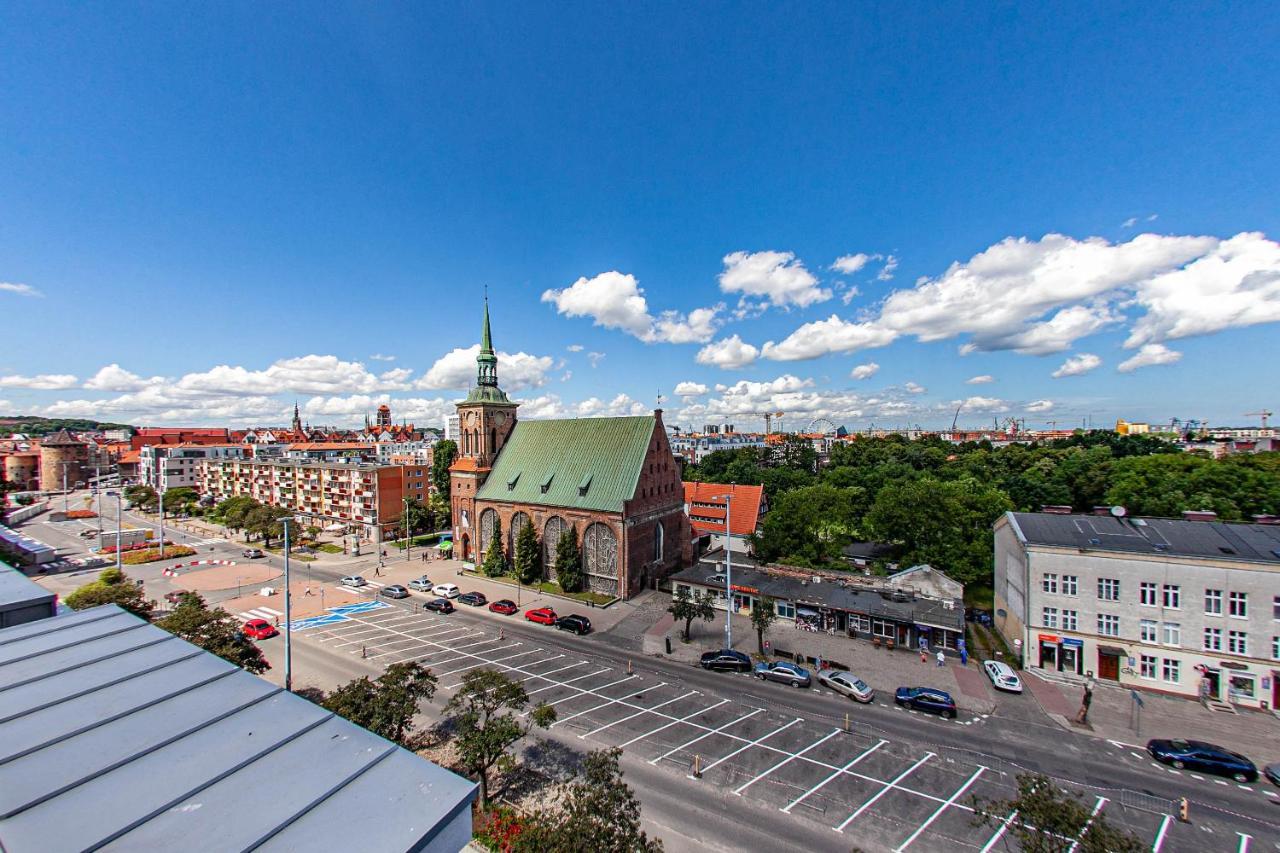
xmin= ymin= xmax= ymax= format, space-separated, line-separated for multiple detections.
xmin=289 ymin=588 xmax=1206 ymax=850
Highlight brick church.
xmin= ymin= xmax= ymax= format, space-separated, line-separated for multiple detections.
xmin=449 ymin=300 xmax=691 ymax=599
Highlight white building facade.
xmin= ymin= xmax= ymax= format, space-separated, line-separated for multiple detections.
xmin=140 ymin=444 xmax=245 ymax=491
xmin=994 ymin=510 xmax=1280 ymax=711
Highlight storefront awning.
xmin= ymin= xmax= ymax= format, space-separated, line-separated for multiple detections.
xmin=437 ymin=540 xmax=453 ymax=552
xmin=1097 ymin=645 xmax=1126 ymax=656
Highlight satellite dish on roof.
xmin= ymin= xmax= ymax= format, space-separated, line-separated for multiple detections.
xmin=1110 ymin=505 xmax=1127 ymax=517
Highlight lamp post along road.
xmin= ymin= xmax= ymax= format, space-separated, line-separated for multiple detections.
xmin=157 ymin=458 xmax=167 ymax=560
xmin=283 ymin=518 xmax=292 ymax=692
xmin=404 ymin=497 xmax=411 ymax=562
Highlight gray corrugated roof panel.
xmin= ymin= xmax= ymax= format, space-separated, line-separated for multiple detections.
xmin=1008 ymin=511 xmax=1280 ymax=563
xmin=0 ymin=605 xmax=477 ymax=853
xmin=0 ymin=562 xmax=55 ymax=613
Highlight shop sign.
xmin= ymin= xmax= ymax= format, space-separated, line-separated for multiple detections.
xmin=1061 ymin=638 xmax=1083 ymax=648
xmin=1219 ymin=661 xmax=1248 ymax=671
xmin=1038 ymin=634 xmax=1059 ymax=643
xmin=730 ymin=584 xmax=758 ymax=595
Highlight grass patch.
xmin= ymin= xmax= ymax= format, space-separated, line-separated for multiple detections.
xmin=460 ymin=571 xmax=614 ymax=606
xmin=392 ymin=534 xmax=441 ymax=549
xmin=315 ymin=543 xmax=343 ymax=554
xmin=964 ymin=583 xmax=993 ymax=611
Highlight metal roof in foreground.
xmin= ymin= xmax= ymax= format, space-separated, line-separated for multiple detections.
xmin=0 ymin=605 xmax=476 ymax=852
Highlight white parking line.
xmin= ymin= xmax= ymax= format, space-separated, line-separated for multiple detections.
xmin=524 ymin=668 xmax=612 ymax=698
xmin=978 ymin=809 xmax=1017 ymax=853
xmin=651 ymin=709 xmax=763 ymax=765
xmin=554 ymin=682 xmax=669 ymax=728
xmin=391 ymin=641 xmax=522 ymax=665
xmin=579 ymin=691 xmax=699 ymax=740
xmin=1237 ymin=833 xmax=1251 ymax=853
xmin=617 ymin=699 xmax=729 ymax=749
xmin=383 ymin=635 xmax=513 ymax=663
xmin=1066 ymin=797 xmax=1107 ymax=853
xmin=733 ymin=728 xmax=840 ymax=795
xmin=443 ymin=658 xmax=586 ymax=691
xmin=782 ymin=739 xmax=887 ymax=813
xmin=689 ymin=718 xmax=802 ymax=779
xmin=435 ymin=649 xmax=546 ymax=678
xmin=529 ymin=675 xmax=639 ymax=714
xmin=1151 ymin=814 xmax=1172 ymax=852
xmin=894 ymin=766 xmax=986 ymax=851
xmin=836 ymin=753 xmax=935 ymax=832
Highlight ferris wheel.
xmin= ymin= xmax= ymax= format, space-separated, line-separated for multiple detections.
xmin=807 ymin=417 xmax=837 ymax=435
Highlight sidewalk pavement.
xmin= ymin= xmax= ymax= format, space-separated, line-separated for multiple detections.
xmin=631 ymin=606 xmax=997 ymax=714
xmin=1025 ymin=668 xmax=1280 ymax=761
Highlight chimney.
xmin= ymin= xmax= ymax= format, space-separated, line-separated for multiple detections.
xmin=1250 ymin=514 xmax=1279 ymax=525
xmin=1040 ymin=505 xmax=1073 ymax=515
xmin=1182 ymin=510 xmax=1218 ymax=522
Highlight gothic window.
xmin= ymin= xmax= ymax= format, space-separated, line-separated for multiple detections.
xmin=509 ymin=511 xmax=532 ymax=554
xmin=543 ymin=515 xmax=568 ymax=578
xmin=479 ymin=508 xmax=499 ymax=554
xmin=653 ymin=520 xmax=664 ymax=563
xmin=583 ymin=522 xmax=618 ymax=596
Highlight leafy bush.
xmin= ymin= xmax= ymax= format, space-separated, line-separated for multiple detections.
xmin=121 ymin=545 xmax=196 ymax=564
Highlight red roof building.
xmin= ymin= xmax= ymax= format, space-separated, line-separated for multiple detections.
xmin=682 ymin=482 xmax=766 ymax=539
xmin=130 ymin=428 xmax=232 ymax=451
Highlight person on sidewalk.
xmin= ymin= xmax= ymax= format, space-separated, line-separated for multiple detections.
xmin=936 ymin=650 xmax=945 ymax=667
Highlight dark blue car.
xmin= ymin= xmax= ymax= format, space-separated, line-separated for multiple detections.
xmin=894 ymin=687 xmax=958 ymax=719
xmin=1146 ymin=739 xmax=1257 ymax=782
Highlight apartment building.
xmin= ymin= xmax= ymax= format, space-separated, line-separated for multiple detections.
xmin=994 ymin=509 xmax=1280 ymax=711
xmin=375 ymin=438 xmax=435 ymax=466
xmin=197 ymin=458 xmax=427 ymax=543
xmin=141 ymin=444 xmax=246 ymax=490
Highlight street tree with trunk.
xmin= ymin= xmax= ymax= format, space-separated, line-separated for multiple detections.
xmin=64 ymin=567 xmax=154 ymax=620
xmin=319 ymin=661 xmax=438 ymax=747
xmin=668 ymin=585 xmax=716 ymax=642
xmin=750 ymin=596 xmax=778 ymax=655
xmin=481 ymin=518 xmax=506 ymax=577
xmin=154 ymin=592 xmax=269 ymax=673
xmin=970 ymin=772 xmax=1144 ymax=853
xmin=444 ymin=668 xmax=557 ymax=808
xmin=553 ymin=528 xmax=583 ymax=592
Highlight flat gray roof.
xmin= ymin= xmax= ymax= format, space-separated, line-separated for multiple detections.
xmin=0 ymin=561 xmax=55 ymax=613
xmin=0 ymin=605 xmax=476 ymax=852
xmin=1008 ymin=511 xmax=1280 ymax=563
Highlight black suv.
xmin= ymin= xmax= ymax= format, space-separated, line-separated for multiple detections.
xmin=700 ymin=649 xmax=752 ymax=672
xmin=555 ymin=614 xmax=592 ymax=635
xmin=458 ymin=591 xmax=487 ymax=607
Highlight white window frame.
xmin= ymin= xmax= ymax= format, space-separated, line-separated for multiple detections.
xmin=1162 ymin=658 xmax=1180 ymax=683
xmin=1140 ymin=619 xmax=1157 ymax=643
xmin=1203 ymin=626 xmax=1222 ymax=651
xmin=1097 ymin=614 xmax=1120 ymax=637
xmin=1162 ymin=584 xmax=1180 ymax=609
xmin=1161 ymin=622 xmax=1180 ymax=647
xmin=1061 ymin=610 xmax=1078 ymax=632
xmin=1204 ymin=588 xmax=1222 ymax=616
xmin=1042 ymin=573 xmax=1058 ymax=594
xmin=1227 ymin=630 xmax=1247 ymax=656
xmin=1139 ymin=582 xmax=1157 ymax=606
xmin=1139 ymin=654 xmax=1157 ymax=679
xmin=1061 ymin=575 xmax=1078 ymax=597
xmin=1098 ymin=578 xmax=1120 ymax=602
xmin=1042 ymin=607 xmax=1059 ymax=629
xmin=1228 ymin=591 xmax=1248 ymax=619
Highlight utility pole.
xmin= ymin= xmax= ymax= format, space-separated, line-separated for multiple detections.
xmin=62 ymin=463 xmax=69 ymax=515
xmin=404 ymin=496 xmax=411 ymax=562
xmin=114 ymin=490 xmax=122 ymax=572
xmin=283 ymin=517 xmax=292 ymax=692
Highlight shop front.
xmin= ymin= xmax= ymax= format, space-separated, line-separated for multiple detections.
xmin=1037 ymin=634 xmax=1085 ymax=675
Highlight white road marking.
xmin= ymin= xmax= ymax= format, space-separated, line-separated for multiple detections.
xmin=1236 ymin=833 xmax=1251 ymax=853
xmin=1151 ymin=814 xmax=1172 ymax=852
xmin=979 ymin=809 xmax=1018 ymax=853
xmin=529 ymin=675 xmax=638 ymax=714
xmin=435 ymin=650 xmax=552 ymax=679
xmin=895 ymin=766 xmax=986 ymax=851
xmin=524 ymin=668 xmax=612 ymax=698
xmin=782 ymin=739 xmax=887 ymax=814
xmin=836 ymin=753 xmax=935 ymax=832
xmin=554 ymin=682 xmax=669 ymax=728
xmin=445 ymin=658 xmax=587 ymax=691
xmin=1190 ymin=774 xmax=1204 ymax=781
xmin=387 ymin=641 xmax=522 ymax=665
xmin=1066 ymin=797 xmax=1107 ymax=853
xmin=579 ymin=691 xmax=699 ymax=740
xmin=616 ymin=698 xmax=730 ymax=748
xmin=651 ymin=709 xmax=763 ymax=765
xmin=733 ymin=728 xmax=840 ymax=795
xmin=687 ymin=718 xmax=802 ymax=779
xmin=257 ymin=606 xmax=283 ymax=616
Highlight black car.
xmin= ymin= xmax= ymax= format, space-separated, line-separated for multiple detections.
xmin=424 ymin=598 xmax=455 ymax=614
xmin=1146 ymin=739 xmax=1258 ymax=782
xmin=555 ymin=614 xmax=592 ymax=635
xmin=379 ymin=584 xmax=409 ymax=599
xmin=700 ymin=649 xmax=752 ymax=672
xmin=894 ymin=687 xmax=958 ymax=719
xmin=458 ymin=591 xmax=488 ymax=607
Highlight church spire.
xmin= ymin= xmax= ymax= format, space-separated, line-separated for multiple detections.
xmin=292 ymin=401 xmax=302 ymax=433
xmin=465 ymin=292 xmax=510 ymax=404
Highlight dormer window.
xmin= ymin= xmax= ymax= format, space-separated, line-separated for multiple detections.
xmin=578 ymin=473 xmax=592 ymax=496
xmin=540 ymin=472 xmax=554 ymax=494
xmin=506 ymin=472 xmax=520 ymax=490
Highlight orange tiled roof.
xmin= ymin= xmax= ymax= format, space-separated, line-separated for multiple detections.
xmin=682 ymin=482 xmax=765 ymax=537
xmin=449 ymin=456 xmax=481 ymax=473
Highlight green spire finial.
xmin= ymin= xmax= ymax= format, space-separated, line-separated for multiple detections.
xmin=481 ymin=288 xmax=493 ymax=354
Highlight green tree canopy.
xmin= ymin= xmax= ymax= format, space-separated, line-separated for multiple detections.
xmin=554 ymin=528 xmax=583 ymax=592
xmin=668 ymin=585 xmax=716 ymax=642
xmin=971 ymin=772 xmax=1144 ymax=853
xmin=444 ymin=668 xmax=556 ymax=808
xmin=320 ymin=661 xmax=438 ymax=747
xmin=401 ymin=497 xmax=433 ymax=536
xmin=154 ymin=593 xmax=269 ymax=673
xmin=481 ymin=518 xmax=506 ymax=577
xmin=64 ymin=567 xmax=154 ymax=620
xmin=530 ymin=748 xmax=664 ymax=852
xmin=514 ymin=520 xmax=541 ymax=584
xmin=431 ymin=439 xmax=458 ymax=500
xmin=750 ymin=596 xmax=777 ymax=655
xmin=750 ymin=484 xmax=867 ymax=566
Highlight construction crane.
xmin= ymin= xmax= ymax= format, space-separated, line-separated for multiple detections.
xmin=951 ymin=404 xmax=963 ymax=432
xmin=774 ymin=411 xmax=785 ymax=434
xmin=760 ymin=410 xmax=785 ymax=434
xmin=1245 ymin=409 xmax=1273 ymax=428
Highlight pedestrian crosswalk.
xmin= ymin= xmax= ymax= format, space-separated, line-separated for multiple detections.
xmin=237 ymin=606 xmax=284 ymax=621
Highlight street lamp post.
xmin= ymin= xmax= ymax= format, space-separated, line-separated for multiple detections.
xmin=404 ymin=497 xmax=411 ymax=562
xmin=158 ymin=458 xmax=167 ymax=559
xmin=283 ymin=518 xmax=292 ymax=692
xmin=109 ymin=489 xmax=123 ymax=573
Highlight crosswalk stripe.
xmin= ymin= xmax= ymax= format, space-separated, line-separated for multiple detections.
xmin=257 ymin=607 xmax=283 ymax=616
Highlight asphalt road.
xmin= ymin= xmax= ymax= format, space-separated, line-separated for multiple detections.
xmin=22 ymin=496 xmax=1280 ymax=852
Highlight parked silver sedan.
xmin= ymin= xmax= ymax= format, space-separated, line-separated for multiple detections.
xmin=817 ymin=669 xmax=875 ymax=703
xmin=982 ymin=659 xmax=1024 ymax=693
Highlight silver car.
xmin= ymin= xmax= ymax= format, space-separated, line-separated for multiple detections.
xmin=983 ymin=659 xmax=1024 ymax=693
xmin=817 ymin=669 xmax=875 ymax=703
xmin=407 ymin=576 xmax=432 ymax=591
xmin=340 ymin=575 xmax=367 ymax=588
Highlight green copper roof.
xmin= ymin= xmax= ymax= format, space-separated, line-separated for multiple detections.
xmin=476 ymin=416 xmax=656 ymax=513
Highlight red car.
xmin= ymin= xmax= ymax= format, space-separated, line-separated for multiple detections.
xmin=488 ymin=599 xmax=518 ymax=615
xmin=242 ymin=618 xmax=278 ymax=640
xmin=524 ymin=607 xmax=557 ymax=626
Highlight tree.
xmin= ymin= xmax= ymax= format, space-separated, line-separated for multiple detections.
xmin=124 ymin=484 xmax=158 ymax=512
xmin=431 ymin=439 xmax=458 ymax=502
xmin=481 ymin=519 xmax=506 ymax=577
xmin=444 ymin=668 xmax=556 ymax=808
xmin=214 ymin=495 xmax=259 ymax=532
xmin=750 ymin=484 xmax=867 ymax=566
xmin=160 ymin=486 xmax=199 ymax=517
xmin=154 ymin=592 xmax=270 ymax=673
xmin=401 ymin=497 xmax=433 ymax=536
xmin=245 ymin=504 xmax=291 ymax=547
xmin=545 ymin=748 xmax=664 ymax=852
xmin=320 ymin=661 xmax=437 ymax=747
xmin=970 ymin=772 xmax=1144 ymax=853
xmin=554 ymin=528 xmax=583 ymax=592
xmin=668 ymin=585 xmax=716 ymax=642
xmin=514 ymin=521 xmax=541 ymax=584
xmin=750 ymin=596 xmax=777 ymax=655
xmin=64 ymin=567 xmax=154 ymax=620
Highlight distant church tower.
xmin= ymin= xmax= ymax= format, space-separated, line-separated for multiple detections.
xmin=450 ymin=297 xmax=519 ymax=561
xmin=291 ymin=402 xmax=303 ymax=435
xmin=376 ymin=403 xmax=392 ymax=429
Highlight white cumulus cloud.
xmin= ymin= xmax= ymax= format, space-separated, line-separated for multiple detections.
xmin=719 ymin=251 xmax=830 ymax=309
xmin=1117 ymin=343 xmax=1182 ymax=373
xmin=966 ymin=375 xmax=995 ymax=385
xmin=761 ymin=315 xmax=898 ymax=361
xmin=417 ymin=346 xmax=554 ymax=391
xmin=1051 ymin=353 xmax=1102 ymax=378
xmin=674 ymin=381 xmax=708 ymax=397
xmin=369 ymin=353 xmax=396 ymax=361
xmin=0 ymin=373 xmax=79 ymax=389
xmin=696 ymin=335 xmax=760 ymax=369
xmin=541 ymin=271 xmax=722 ymax=343
xmin=0 ymin=282 xmax=42 ymax=297
xmin=850 ymin=363 xmax=880 ymax=380
xmin=831 ymin=253 xmax=872 ymax=275
xmin=1026 ymin=399 xmax=1054 ymax=413
xmin=83 ymin=364 xmax=158 ymax=392
xmin=903 ymin=381 xmax=926 ymax=394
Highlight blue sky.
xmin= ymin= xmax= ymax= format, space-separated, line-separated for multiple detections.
xmin=2 ymin=3 xmax=1277 ymax=431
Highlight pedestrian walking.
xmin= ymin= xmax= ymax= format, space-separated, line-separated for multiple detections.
xmin=936 ymin=650 xmax=945 ymax=667
xmin=960 ymin=647 xmax=969 ymax=667
xmin=920 ymin=649 xmax=927 ymax=664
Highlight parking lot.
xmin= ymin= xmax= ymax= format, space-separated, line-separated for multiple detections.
xmin=284 ymin=585 xmax=1259 ymax=852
